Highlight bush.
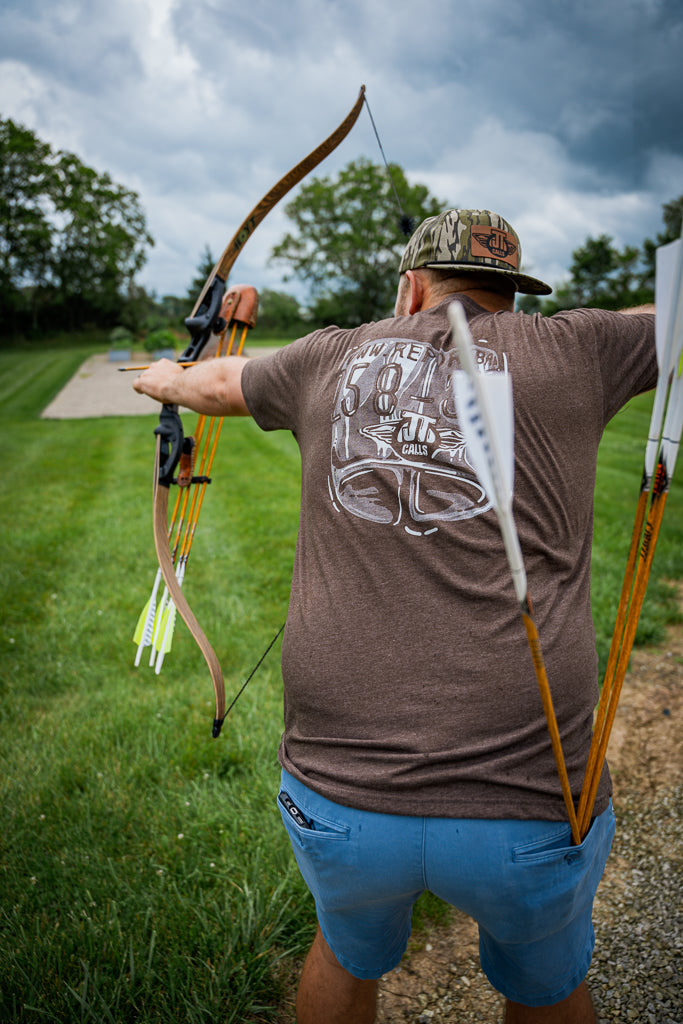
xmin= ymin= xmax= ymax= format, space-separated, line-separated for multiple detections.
xmin=109 ymin=325 xmax=134 ymax=349
xmin=143 ymin=328 xmax=179 ymax=354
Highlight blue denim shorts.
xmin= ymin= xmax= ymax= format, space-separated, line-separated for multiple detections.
xmin=277 ymin=768 xmax=615 ymax=1007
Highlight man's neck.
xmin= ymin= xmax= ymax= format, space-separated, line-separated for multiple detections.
xmin=442 ymin=284 xmax=513 ymax=313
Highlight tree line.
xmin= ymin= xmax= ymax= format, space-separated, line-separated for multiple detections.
xmin=0 ymin=116 xmax=680 ymax=344
xmin=267 ymin=160 xmax=681 ymax=323
xmin=0 ymin=118 xmax=152 ymax=337
xmin=517 ymin=195 xmax=683 ymax=316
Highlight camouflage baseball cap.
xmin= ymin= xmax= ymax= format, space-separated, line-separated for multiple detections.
xmin=398 ymin=209 xmax=552 ymax=295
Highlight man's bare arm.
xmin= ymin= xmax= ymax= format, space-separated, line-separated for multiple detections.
xmin=133 ymin=356 xmax=251 ymax=416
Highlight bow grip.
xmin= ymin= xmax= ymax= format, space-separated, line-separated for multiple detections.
xmin=154 ymin=403 xmax=184 ymax=486
xmin=182 ymin=277 xmax=225 ymax=362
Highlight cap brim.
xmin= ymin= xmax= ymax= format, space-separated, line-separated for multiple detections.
xmin=423 ymin=261 xmax=552 ymax=296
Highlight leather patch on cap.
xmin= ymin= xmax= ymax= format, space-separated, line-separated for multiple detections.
xmin=471 ymin=226 xmax=518 ymax=268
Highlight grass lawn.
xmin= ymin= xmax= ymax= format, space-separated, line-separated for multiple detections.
xmin=0 ymin=344 xmax=680 ymax=1022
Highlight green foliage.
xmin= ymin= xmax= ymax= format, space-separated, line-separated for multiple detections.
xmin=109 ymin=326 xmax=135 ymax=350
xmin=516 ymin=293 xmax=543 ymax=314
xmin=0 ymin=120 xmax=52 ymax=299
xmin=142 ymin=328 xmax=179 ymax=354
xmin=0 ymin=118 xmax=153 ymax=338
xmin=159 ymin=293 xmax=190 ymax=322
xmin=0 ymin=346 xmax=680 ymax=1021
xmin=271 ymin=158 xmax=445 ymax=326
xmin=534 ymin=194 xmax=682 ymax=314
xmin=186 ymin=245 xmax=216 ymax=306
xmin=252 ymin=288 xmax=309 ymax=338
xmin=550 ymin=234 xmax=651 ymax=311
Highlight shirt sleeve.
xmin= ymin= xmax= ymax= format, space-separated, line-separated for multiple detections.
xmin=549 ymin=308 xmax=657 ymax=425
xmin=240 ymin=334 xmax=312 ymax=433
xmin=241 ymin=323 xmax=363 ymax=433
xmin=593 ymin=310 xmax=657 ymax=423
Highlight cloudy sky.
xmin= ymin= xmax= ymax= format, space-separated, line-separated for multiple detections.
xmin=1 ymin=0 xmax=681 ymax=305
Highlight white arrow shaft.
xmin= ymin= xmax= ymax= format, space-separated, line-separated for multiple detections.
xmin=449 ymin=301 xmax=527 ymax=603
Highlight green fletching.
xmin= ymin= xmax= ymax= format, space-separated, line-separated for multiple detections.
xmin=156 ymin=604 xmax=177 ymax=655
xmin=133 ymin=598 xmax=152 ymax=645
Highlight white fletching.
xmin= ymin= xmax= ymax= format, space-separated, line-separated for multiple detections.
xmin=453 ymin=371 xmax=514 ymax=511
xmin=449 ymin=301 xmax=527 ymax=604
xmin=655 ymin=236 xmax=683 ymax=376
xmin=646 ymin=235 xmax=683 ymax=482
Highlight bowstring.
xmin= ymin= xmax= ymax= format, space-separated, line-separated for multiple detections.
xmin=224 ymin=623 xmax=286 ymax=720
xmin=362 ymin=93 xmax=414 ymax=237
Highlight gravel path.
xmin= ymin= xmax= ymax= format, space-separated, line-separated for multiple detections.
xmin=41 ymin=352 xmax=161 ymax=418
xmin=40 ymin=348 xmax=279 ymax=419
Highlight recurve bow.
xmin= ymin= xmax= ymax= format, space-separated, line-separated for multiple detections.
xmin=145 ymin=86 xmax=366 ymax=737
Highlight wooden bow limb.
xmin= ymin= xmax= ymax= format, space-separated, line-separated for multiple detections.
xmin=141 ymin=88 xmax=366 ymax=736
xmin=153 ymin=439 xmax=226 ymax=736
xmin=182 ymin=87 xmax=365 ymax=364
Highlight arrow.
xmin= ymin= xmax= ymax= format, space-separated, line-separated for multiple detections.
xmin=119 ymin=361 xmax=199 ymax=372
xmin=449 ymin=301 xmax=581 ymax=845
xmin=577 ymin=234 xmax=683 ymax=835
xmin=133 ymin=567 xmax=163 ymax=665
xmin=133 ymin=304 xmax=244 ymax=668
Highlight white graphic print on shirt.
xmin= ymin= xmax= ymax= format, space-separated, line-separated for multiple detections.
xmin=329 ymin=336 xmax=506 ymax=536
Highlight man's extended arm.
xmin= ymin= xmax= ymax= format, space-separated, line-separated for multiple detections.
xmin=133 ymin=356 xmax=251 ymax=416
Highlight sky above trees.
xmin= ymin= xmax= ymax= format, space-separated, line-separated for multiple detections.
xmin=1 ymin=0 xmax=680 ymax=301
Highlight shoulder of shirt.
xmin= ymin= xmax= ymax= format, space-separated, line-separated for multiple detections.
xmin=540 ymin=305 xmax=655 ymax=320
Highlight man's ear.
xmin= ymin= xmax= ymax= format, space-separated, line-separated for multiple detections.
xmin=406 ymin=269 xmax=425 ymax=315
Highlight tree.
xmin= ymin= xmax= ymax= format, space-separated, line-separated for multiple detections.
xmin=640 ymin=194 xmax=683 ymax=294
xmin=186 ymin=245 xmax=215 ymax=306
xmin=48 ymin=152 xmax=153 ymax=327
xmin=550 ymin=234 xmax=650 ymax=311
xmin=270 ymin=158 xmax=445 ymax=326
xmin=532 ymin=196 xmax=682 ymax=316
xmin=255 ymin=288 xmax=307 ymax=336
xmin=0 ymin=117 xmax=153 ymax=336
xmin=0 ymin=119 xmax=53 ymax=330
xmin=159 ymin=294 xmax=189 ymax=323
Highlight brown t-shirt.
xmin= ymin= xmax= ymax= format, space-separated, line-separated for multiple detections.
xmin=242 ymin=296 xmax=657 ymax=820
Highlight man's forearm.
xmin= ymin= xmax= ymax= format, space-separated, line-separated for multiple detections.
xmin=133 ymin=355 xmax=251 ymax=416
